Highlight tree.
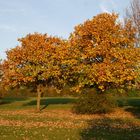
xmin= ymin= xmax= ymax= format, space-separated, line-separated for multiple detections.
xmin=125 ymin=0 xmax=140 ymax=47
xmin=0 ymin=59 xmax=2 ymax=80
xmin=2 ymin=33 xmax=67 ymax=111
xmin=69 ymin=13 xmax=140 ymax=93
xmin=0 ymin=59 xmax=3 ymax=98
xmin=125 ymin=0 xmax=140 ymax=89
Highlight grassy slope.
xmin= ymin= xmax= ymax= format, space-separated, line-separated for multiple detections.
xmin=0 ymin=97 xmax=140 ymax=140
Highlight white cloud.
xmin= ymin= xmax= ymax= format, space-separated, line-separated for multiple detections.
xmin=0 ymin=8 xmax=25 ymax=13
xmin=99 ymin=0 xmax=117 ymax=13
xmin=0 ymin=25 xmax=16 ymax=32
xmin=100 ymin=5 xmax=111 ymax=13
xmin=109 ymin=0 xmax=116 ymax=8
xmin=0 ymin=8 xmax=26 ymax=17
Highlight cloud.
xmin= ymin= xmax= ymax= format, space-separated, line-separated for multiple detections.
xmin=109 ymin=0 xmax=116 ymax=8
xmin=100 ymin=4 xmax=111 ymax=13
xmin=0 ymin=25 xmax=16 ymax=32
xmin=0 ymin=8 xmax=25 ymax=13
xmin=99 ymin=1 xmax=125 ymax=24
xmin=0 ymin=7 xmax=26 ymax=17
xmin=99 ymin=0 xmax=117 ymax=13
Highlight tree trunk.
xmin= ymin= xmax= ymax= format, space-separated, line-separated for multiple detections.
xmin=37 ymin=85 xmax=42 ymax=112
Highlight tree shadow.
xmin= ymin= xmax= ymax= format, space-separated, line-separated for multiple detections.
xmin=118 ymin=98 xmax=140 ymax=119
xmin=125 ymin=107 xmax=140 ymax=119
xmin=0 ymin=97 xmax=28 ymax=105
xmin=23 ymin=98 xmax=76 ymax=110
xmin=80 ymin=117 xmax=140 ymax=140
xmin=81 ymin=98 xmax=140 ymax=140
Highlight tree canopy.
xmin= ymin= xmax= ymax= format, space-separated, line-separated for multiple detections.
xmin=2 ymin=33 xmax=67 ymax=88
xmin=2 ymin=13 xmax=140 ymax=111
xmin=125 ymin=0 xmax=140 ymax=47
xmin=69 ymin=13 xmax=140 ymax=92
xmin=2 ymin=33 xmax=67 ymax=110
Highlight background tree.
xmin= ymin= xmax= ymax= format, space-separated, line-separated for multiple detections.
xmin=0 ymin=59 xmax=3 ymax=98
xmin=2 ymin=33 xmax=67 ymax=111
xmin=0 ymin=59 xmax=2 ymax=80
xmin=69 ymin=13 xmax=140 ymax=94
xmin=125 ymin=0 xmax=140 ymax=47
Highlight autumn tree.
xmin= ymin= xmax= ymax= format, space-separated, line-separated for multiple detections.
xmin=125 ymin=0 xmax=140 ymax=47
xmin=2 ymin=33 xmax=67 ymax=111
xmin=69 ymin=13 xmax=140 ymax=94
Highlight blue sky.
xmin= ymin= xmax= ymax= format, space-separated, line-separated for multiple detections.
xmin=0 ymin=0 xmax=130 ymax=59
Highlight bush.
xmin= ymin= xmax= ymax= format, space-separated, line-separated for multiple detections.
xmin=73 ymin=92 xmax=117 ymax=114
xmin=127 ymin=88 xmax=140 ymax=97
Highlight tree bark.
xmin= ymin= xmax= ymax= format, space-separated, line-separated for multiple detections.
xmin=37 ymin=85 xmax=42 ymax=112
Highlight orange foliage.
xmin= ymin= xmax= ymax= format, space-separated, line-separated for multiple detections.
xmin=69 ymin=13 xmax=140 ymax=92
xmin=2 ymin=33 xmax=67 ymax=90
xmin=2 ymin=13 xmax=140 ymax=94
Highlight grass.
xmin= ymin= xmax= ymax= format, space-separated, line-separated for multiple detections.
xmin=0 ymin=96 xmax=140 ymax=139
xmin=0 ymin=126 xmax=81 ymax=140
xmin=0 ymin=97 xmax=76 ymax=110
xmin=81 ymin=118 xmax=140 ymax=140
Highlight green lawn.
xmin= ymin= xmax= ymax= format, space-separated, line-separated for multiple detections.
xmin=0 ymin=97 xmax=140 ymax=140
xmin=0 ymin=97 xmax=76 ymax=110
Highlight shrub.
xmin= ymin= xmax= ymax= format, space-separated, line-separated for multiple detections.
xmin=73 ymin=92 xmax=117 ymax=114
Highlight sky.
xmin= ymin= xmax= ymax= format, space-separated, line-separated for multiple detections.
xmin=0 ymin=0 xmax=131 ymax=59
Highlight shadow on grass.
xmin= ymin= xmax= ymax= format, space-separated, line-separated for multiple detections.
xmin=0 ymin=97 xmax=28 ymax=105
xmin=118 ymin=98 xmax=140 ymax=107
xmin=125 ymin=107 xmax=140 ymax=119
xmin=80 ymin=118 xmax=140 ymax=140
xmin=23 ymin=98 xmax=76 ymax=110
xmin=118 ymin=98 xmax=140 ymax=119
